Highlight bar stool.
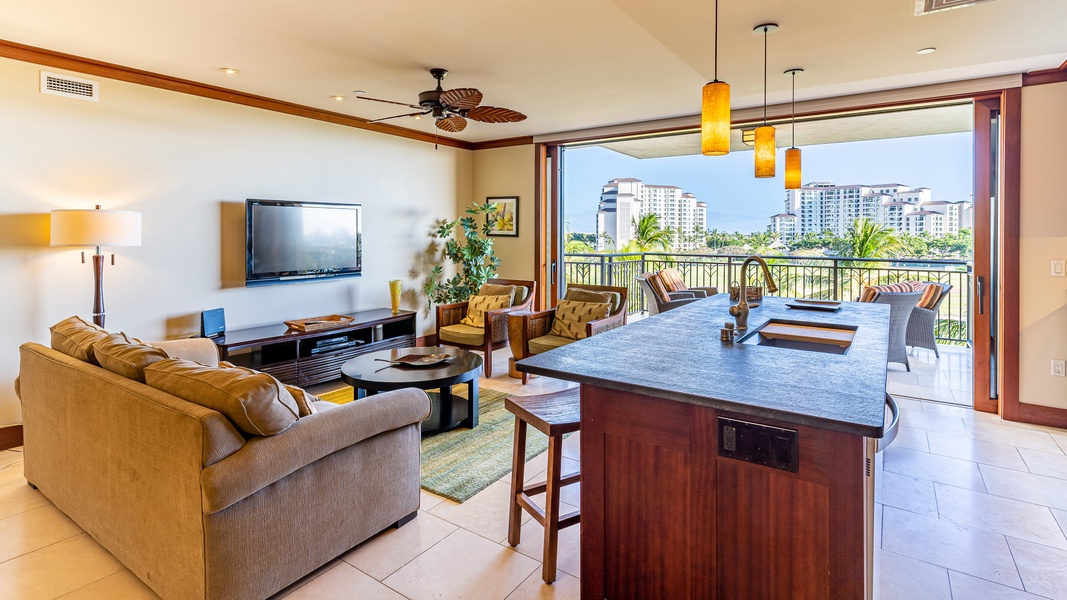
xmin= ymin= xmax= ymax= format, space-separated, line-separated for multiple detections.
xmin=505 ymin=388 xmax=581 ymax=584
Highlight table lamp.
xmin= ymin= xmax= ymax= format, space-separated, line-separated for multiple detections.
xmin=50 ymin=205 xmax=142 ymax=328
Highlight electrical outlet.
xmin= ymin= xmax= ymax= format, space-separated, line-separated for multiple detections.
xmin=1053 ymin=359 xmax=1066 ymax=377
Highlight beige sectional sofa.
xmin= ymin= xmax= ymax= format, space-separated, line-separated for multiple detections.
xmin=18 ymin=336 xmax=430 ymax=600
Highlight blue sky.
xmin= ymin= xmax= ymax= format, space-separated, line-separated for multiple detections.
xmin=562 ymin=132 xmax=973 ymax=234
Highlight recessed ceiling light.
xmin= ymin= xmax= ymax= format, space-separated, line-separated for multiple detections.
xmin=916 ymin=47 xmax=936 ymax=55
xmin=219 ymin=67 xmax=241 ymax=75
xmin=331 ymin=95 xmax=346 ymax=101
xmin=352 ymin=90 xmax=367 ymax=95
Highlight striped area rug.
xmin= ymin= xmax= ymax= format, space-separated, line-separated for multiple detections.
xmin=317 ymin=386 xmax=550 ymax=503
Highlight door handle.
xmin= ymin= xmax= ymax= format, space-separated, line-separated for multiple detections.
xmin=976 ymin=276 xmax=985 ymax=315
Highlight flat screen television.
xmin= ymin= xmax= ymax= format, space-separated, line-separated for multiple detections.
xmin=245 ymin=199 xmax=362 ymax=287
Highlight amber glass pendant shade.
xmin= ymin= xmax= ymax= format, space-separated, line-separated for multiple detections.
xmin=785 ymin=147 xmax=802 ymax=189
xmin=701 ymin=81 xmax=731 ymax=156
xmin=754 ymin=125 xmax=776 ymax=178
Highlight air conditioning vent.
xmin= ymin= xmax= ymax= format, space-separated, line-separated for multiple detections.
xmin=40 ymin=71 xmax=99 ymax=102
xmin=915 ymin=0 xmax=999 ymax=16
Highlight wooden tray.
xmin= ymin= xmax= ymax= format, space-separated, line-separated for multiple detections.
xmin=284 ymin=315 xmax=355 ymax=332
xmin=377 ymin=353 xmax=454 ymax=367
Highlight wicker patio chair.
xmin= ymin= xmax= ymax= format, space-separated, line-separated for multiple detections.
xmin=657 ymin=267 xmax=719 ymax=298
xmin=637 ymin=273 xmax=702 ymax=315
xmin=873 ymin=291 xmax=922 ymax=372
xmin=906 ymin=283 xmax=952 ymax=358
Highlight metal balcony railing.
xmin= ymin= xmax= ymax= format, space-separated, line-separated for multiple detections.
xmin=563 ymin=252 xmax=972 ymax=345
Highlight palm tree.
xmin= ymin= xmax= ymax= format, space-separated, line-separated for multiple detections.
xmin=630 ymin=213 xmax=673 ymax=252
xmin=837 ymin=218 xmax=906 ymax=295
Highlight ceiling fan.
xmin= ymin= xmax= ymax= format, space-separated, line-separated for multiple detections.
xmin=357 ymin=68 xmax=527 ymax=133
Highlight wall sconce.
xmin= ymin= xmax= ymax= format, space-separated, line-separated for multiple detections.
xmin=51 ymin=205 xmax=142 ymax=328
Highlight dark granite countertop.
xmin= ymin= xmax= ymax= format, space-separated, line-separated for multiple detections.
xmin=515 ymin=295 xmax=890 ymax=437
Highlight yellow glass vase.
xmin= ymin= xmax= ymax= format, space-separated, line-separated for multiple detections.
xmin=389 ymin=280 xmax=403 ymax=314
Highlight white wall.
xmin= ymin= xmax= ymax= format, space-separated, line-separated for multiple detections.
xmin=1018 ymin=81 xmax=1067 ymax=410
xmin=0 ymin=57 xmax=472 ymax=425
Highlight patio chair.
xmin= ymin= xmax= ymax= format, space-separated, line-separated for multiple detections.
xmin=906 ymin=282 xmax=953 ymax=358
xmin=657 ymin=267 xmax=719 ymax=298
xmin=637 ymin=273 xmax=702 ymax=315
xmin=508 ymin=284 xmax=627 ymax=384
xmin=436 ymin=278 xmax=536 ymax=377
xmin=872 ymin=291 xmax=922 ymax=372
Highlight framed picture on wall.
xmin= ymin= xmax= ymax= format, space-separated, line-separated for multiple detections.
xmin=486 ymin=196 xmax=519 ymax=237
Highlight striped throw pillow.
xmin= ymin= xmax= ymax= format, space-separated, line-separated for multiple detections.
xmin=658 ymin=268 xmax=687 ymax=293
xmin=910 ymin=282 xmax=944 ymax=310
xmin=643 ymin=273 xmax=671 ymax=303
xmin=549 ymin=300 xmax=610 ymax=340
xmin=859 ymin=282 xmax=912 ymax=303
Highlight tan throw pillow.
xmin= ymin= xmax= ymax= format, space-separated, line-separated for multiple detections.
xmin=550 ymin=299 xmax=610 ymax=341
xmin=217 ymin=361 xmax=316 ymax=417
xmin=565 ymin=288 xmax=615 ymax=313
xmin=478 ymin=283 xmax=517 ymax=306
xmin=461 ymin=294 xmax=511 ymax=327
xmin=93 ymin=332 xmax=170 ymax=382
xmin=50 ymin=316 xmax=109 ymax=364
xmin=145 ymin=358 xmax=300 ymax=436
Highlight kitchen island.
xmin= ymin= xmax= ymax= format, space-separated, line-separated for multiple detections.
xmin=516 ymin=294 xmax=891 ymax=600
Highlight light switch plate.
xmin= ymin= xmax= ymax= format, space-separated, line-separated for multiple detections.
xmin=1052 ymin=260 xmax=1065 ymax=277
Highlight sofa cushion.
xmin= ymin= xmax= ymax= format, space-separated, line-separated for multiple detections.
xmin=92 ymin=332 xmax=170 ymax=383
xmin=460 ymin=294 xmax=511 ymax=327
xmin=439 ymin=323 xmax=485 ymax=346
xmin=566 ymin=287 xmax=620 ymax=315
xmin=528 ymin=333 xmax=574 ymax=355
xmin=49 ymin=316 xmax=109 ymax=364
xmin=549 ymin=299 xmax=610 ymax=340
xmin=145 ymin=359 xmax=300 ymax=436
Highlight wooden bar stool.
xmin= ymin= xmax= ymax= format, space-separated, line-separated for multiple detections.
xmin=505 ymin=388 xmax=581 ymax=584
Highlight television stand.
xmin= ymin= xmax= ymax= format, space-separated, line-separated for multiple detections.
xmin=211 ymin=309 xmax=416 ymax=387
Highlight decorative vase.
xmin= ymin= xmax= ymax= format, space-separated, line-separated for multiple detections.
xmin=389 ymin=280 xmax=403 ymax=314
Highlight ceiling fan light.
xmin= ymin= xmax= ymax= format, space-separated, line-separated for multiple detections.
xmin=785 ymin=147 xmax=802 ymax=189
xmin=701 ymin=81 xmax=731 ymax=156
xmin=754 ymin=125 xmax=776 ymax=178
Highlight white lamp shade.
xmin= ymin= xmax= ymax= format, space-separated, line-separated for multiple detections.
xmin=51 ymin=209 xmax=142 ymax=247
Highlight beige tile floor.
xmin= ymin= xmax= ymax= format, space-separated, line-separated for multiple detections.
xmin=887 ymin=344 xmax=973 ymax=405
xmin=4 ymin=345 xmax=1067 ymax=599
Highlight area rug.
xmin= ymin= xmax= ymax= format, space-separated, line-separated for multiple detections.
xmin=316 ymin=386 xmax=551 ymax=503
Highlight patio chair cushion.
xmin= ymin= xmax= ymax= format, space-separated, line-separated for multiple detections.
xmin=528 ymin=334 xmax=574 ymax=355
xmin=859 ymin=282 xmax=914 ymax=303
xmin=438 ymin=323 xmax=486 ymax=346
xmin=549 ymin=299 xmax=610 ymax=340
xmin=909 ymin=281 xmax=944 ymax=311
xmin=658 ymin=268 xmax=688 ymax=293
xmin=478 ymin=283 xmax=518 ymax=306
xmin=642 ymin=272 xmax=672 ymax=303
xmin=565 ymin=288 xmax=621 ymax=315
xmin=460 ymin=294 xmax=511 ymax=326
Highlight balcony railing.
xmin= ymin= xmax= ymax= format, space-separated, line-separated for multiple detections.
xmin=563 ymin=252 xmax=972 ymax=345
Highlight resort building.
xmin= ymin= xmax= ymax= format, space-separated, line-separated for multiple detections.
xmin=596 ymin=178 xmax=707 ymax=250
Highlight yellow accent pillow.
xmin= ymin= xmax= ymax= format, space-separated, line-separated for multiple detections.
xmin=461 ymin=294 xmax=511 ymax=327
xmin=550 ymin=299 xmax=610 ymax=341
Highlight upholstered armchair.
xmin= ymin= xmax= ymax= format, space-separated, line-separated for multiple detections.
xmin=435 ymin=278 xmax=536 ymax=377
xmin=658 ymin=267 xmax=718 ymax=298
xmin=637 ymin=273 xmax=702 ymax=315
xmin=508 ymin=284 xmax=628 ymax=384
xmin=906 ymin=282 xmax=952 ymax=357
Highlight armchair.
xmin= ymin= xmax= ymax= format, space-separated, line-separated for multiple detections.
xmin=638 ymin=273 xmax=702 ymax=315
xmin=906 ymin=282 xmax=952 ymax=357
xmin=508 ymin=284 xmax=628 ymax=384
xmin=436 ymin=278 xmax=536 ymax=377
xmin=658 ymin=267 xmax=718 ymax=298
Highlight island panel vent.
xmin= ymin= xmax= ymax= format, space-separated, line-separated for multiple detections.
xmin=40 ymin=71 xmax=99 ymax=102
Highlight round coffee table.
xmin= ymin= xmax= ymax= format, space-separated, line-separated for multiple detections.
xmin=340 ymin=347 xmax=483 ymax=436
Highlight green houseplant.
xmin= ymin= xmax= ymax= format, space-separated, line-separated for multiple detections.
xmin=424 ymin=201 xmax=501 ymax=306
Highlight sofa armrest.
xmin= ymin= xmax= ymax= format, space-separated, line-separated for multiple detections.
xmin=150 ymin=338 xmax=220 ymax=367
xmin=200 ymin=388 xmax=430 ymax=514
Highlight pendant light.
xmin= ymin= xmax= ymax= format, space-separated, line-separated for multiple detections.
xmin=753 ymin=23 xmax=777 ymax=179
xmin=784 ymin=68 xmax=803 ymax=189
xmin=701 ymin=0 xmax=730 ymax=155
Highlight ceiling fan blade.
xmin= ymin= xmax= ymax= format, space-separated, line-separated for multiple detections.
xmin=355 ymin=96 xmax=422 ymax=110
xmin=367 ymin=111 xmax=429 ymax=123
xmin=439 ymin=88 xmax=483 ymax=111
xmin=466 ymin=106 xmax=527 ymax=123
xmin=435 ymin=116 xmax=468 ymax=133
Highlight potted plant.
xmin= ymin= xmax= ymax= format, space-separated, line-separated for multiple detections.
xmin=424 ymin=201 xmax=501 ymax=306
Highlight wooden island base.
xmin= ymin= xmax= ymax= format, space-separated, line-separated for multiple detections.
xmin=580 ymin=385 xmax=874 ymax=600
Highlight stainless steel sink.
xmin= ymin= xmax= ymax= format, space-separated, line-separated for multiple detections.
xmin=737 ymin=319 xmax=857 ymax=355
